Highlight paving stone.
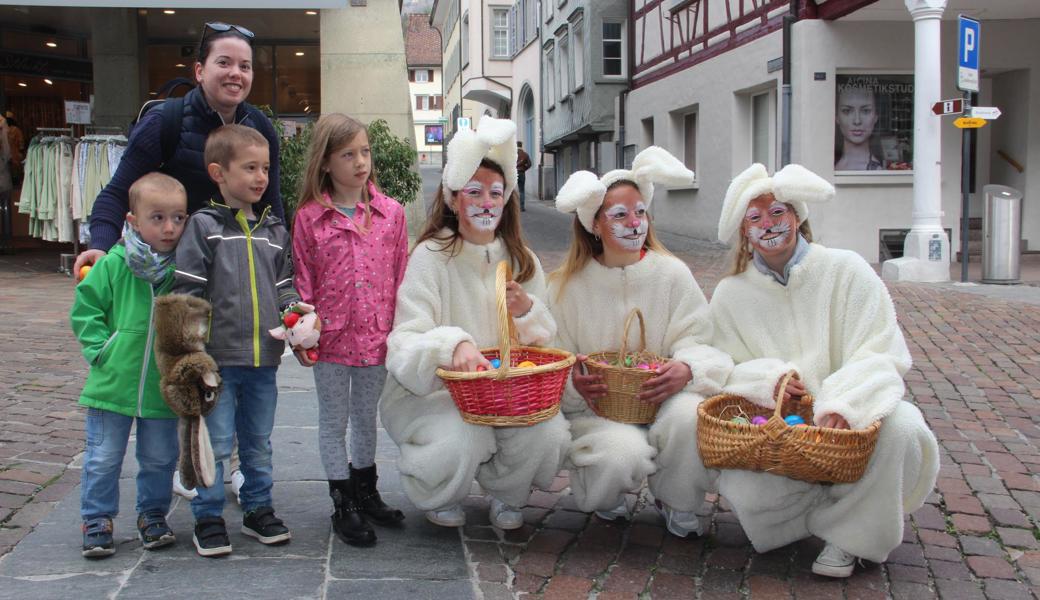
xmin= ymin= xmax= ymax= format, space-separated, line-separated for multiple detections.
xmin=602 ymin=565 xmax=651 ymax=594
xmin=998 ymin=527 xmax=1040 ymax=550
xmin=929 ymin=559 xmax=973 ymax=581
xmin=982 ymin=578 xmax=1035 ymax=600
xmin=934 ymin=578 xmax=986 ymax=600
xmin=888 ymin=542 xmax=928 ymax=567
xmin=745 ymin=574 xmax=791 ymax=599
xmin=326 ymin=579 xmax=474 ymax=600
xmin=526 ymin=528 xmax=574 ymax=554
xmin=966 ymin=555 xmax=1017 ymax=579
xmin=952 ymin=513 xmax=992 ymax=534
xmin=512 ymin=550 xmax=558 ymax=577
xmin=959 ymin=534 xmax=1006 ymax=557
xmin=650 ymin=571 xmax=698 ymax=599
xmin=543 ymin=509 xmax=587 ymax=531
xmin=542 ymin=574 xmax=594 ymax=599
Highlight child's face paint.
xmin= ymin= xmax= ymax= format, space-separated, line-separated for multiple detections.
xmin=743 ymin=195 xmax=799 ymax=256
xmin=453 ymin=166 xmax=506 ymax=242
xmin=595 ymin=185 xmax=649 ymax=256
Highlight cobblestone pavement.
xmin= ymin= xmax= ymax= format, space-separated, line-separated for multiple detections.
xmin=3 ymin=201 xmax=1040 ymax=598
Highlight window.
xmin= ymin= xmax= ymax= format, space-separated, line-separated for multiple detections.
xmin=509 ymin=4 xmax=518 ymax=56
xmin=571 ymin=16 xmax=584 ymax=90
xmin=412 ymin=69 xmax=429 ymax=83
xmin=603 ymin=22 xmax=623 ymax=77
xmin=492 ymin=9 xmax=510 ymax=58
xmin=544 ymin=0 xmax=553 ymax=23
xmin=544 ymin=44 xmax=555 ymax=107
xmin=526 ymin=0 xmax=538 ymax=44
xmin=557 ymin=29 xmax=569 ymax=101
xmin=752 ymin=92 xmax=771 ymax=166
xmin=683 ymin=112 xmax=697 ymax=173
xmin=641 ymin=117 xmax=654 ymax=147
xmin=462 ymin=13 xmax=470 ymax=67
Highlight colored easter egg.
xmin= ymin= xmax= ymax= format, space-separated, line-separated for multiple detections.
xmin=490 ymin=359 xmax=501 ymax=369
xmin=730 ymin=416 xmax=749 ymax=425
xmin=517 ymin=360 xmax=537 ymax=368
xmin=751 ymin=416 xmax=768 ymax=425
xmin=476 ymin=365 xmax=487 ymax=372
xmin=306 ymin=348 xmax=319 ymax=362
xmin=637 ymin=363 xmax=650 ymax=370
xmin=624 ymin=356 xmax=634 ymax=367
xmin=650 ymin=363 xmax=660 ymax=370
xmin=78 ymin=265 xmax=92 ymax=281
xmin=784 ymin=415 xmax=805 ymax=426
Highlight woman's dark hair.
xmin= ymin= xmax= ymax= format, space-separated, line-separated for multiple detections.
xmin=198 ymin=28 xmax=254 ymax=65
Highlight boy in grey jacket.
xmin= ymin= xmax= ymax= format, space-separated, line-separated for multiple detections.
xmin=173 ymin=124 xmax=301 ymax=558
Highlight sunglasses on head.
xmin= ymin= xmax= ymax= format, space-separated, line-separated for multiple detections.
xmin=202 ymin=22 xmax=255 ymax=44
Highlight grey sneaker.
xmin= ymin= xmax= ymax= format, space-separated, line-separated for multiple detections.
xmin=812 ymin=544 xmax=856 ymax=578
xmin=594 ymin=499 xmax=629 ymax=522
xmin=655 ymin=500 xmax=703 ymax=538
xmin=489 ymin=497 xmax=523 ymax=530
xmin=425 ymin=504 xmax=465 ymax=528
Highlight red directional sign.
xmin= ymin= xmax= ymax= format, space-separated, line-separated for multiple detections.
xmin=932 ymin=99 xmax=964 ymax=116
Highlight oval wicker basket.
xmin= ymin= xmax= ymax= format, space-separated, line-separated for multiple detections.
xmin=436 ymin=261 xmax=576 ymax=427
xmin=585 ymin=309 xmax=665 ymax=424
xmin=696 ymin=372 xmax=881 ymax=484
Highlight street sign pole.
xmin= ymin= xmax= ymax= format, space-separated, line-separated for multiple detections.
xmin=960 ymin=90 xmax=972 ymax=283
xmin=957 ymin=15 xmax=981 ymax=283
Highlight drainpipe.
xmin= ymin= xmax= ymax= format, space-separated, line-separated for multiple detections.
xmin=780 ymin=0 xmax=798 ymax=167
xmin=618 ymin=0 xmax=636 ymax=168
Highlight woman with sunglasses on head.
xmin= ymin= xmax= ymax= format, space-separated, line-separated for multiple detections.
xmin=74 ymin=22 xmax=282 ymax=272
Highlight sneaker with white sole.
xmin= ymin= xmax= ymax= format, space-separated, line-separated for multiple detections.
xmin=594 ymin=499 xmax=629 ymax=522
xmin=655 ymin=500 xmax=703 ymax=538
xmin=425 ymin=504 xmax=465 ymax=528
xmin=489 ymin=497 xmax=523 ymax=530
xmin=812 ymin=544 xmax=856 ymax=578
xmin=231 ymin=469 xmax=245 ymax=505
xmin=193 ymin=517 xmax=232 ymax=557
xmin=172 ymin=470 xmax=197 ymax=500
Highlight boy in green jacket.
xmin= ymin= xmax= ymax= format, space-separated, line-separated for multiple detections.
xmin=71 ymin=172 xmax=188 ymax=558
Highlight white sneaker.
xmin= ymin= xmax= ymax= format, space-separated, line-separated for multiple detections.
xmin=230 ymin=470 xmax=245 ymax=505
xmin=425 ymin=504 xmax=466 ymax=528
xmin=656 ymin=501 xmax=703 ymax=538
xmin=594 ymin=499 xmax=629 ymax=522
xmin=488 ymin=497 xmax=523 ymax=530
xmin=812 ymin=544 xmax=856 ymax=578
xmin=172 ymin=470 xmax=197 ymax=500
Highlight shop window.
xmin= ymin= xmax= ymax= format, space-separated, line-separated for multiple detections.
xmin=275 ymin=46 xmax=319 ymax=116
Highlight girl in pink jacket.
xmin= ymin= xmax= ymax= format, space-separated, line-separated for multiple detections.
xmin=292 ymin=114 xmax=409 ymax=547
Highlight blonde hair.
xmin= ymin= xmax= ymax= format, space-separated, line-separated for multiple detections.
xmin=128 ymin=172 xmax=187 ymax=213
xmin=297 ymin=113 xmax=380 ymax=234
xmin=727 ymin=195 xmax=814 ymax=276
xmin=549 ymin=180 xmax=672 ymax=300
xmin=416 ymin=158 xmax=536 ymax=284
xmin=204 ymin=124 xmax=268 ymax=168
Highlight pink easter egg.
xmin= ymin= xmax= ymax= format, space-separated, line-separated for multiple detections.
xmin=637 ymin=363 xmax=650 ymax=370
xmin=750 ymin=416 xmax=768 ymax=425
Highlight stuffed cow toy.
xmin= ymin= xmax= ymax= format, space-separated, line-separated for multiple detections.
xmin=153 ymin=294 xmax=221 ymax=490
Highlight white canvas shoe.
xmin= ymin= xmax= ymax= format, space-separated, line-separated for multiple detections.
xmin=230 ymin=469 xmax=245 ymax=505
xmin=425 ymin=504 xmax=466 ymax=528
xmin=489 ymin=497 xmax=523 ymax=530
xmin=172 ymin=470 xmax=197 ymax=500
xmin=656 ymin=501 xmax=703 ymax=538
xmin=594 ymin=499 xmax=629 ymax=522
xmin=812 ymin=544 xmax=856 ymax=578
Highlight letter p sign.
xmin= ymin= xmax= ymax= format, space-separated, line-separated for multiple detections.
xmin=958 ymin=15 xmax=980 ymax=92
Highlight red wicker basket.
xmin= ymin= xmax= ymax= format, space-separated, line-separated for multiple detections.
xmin=436 ymin=261 xmax=576 ymax=426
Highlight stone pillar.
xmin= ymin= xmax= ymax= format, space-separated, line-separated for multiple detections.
xmin=90 ymin=8 xmax=146 ymax=129
xmin=882 ymin=0 xmax=950 ymax=282
xmin=320 ymin=4 xmax=422 ymax=235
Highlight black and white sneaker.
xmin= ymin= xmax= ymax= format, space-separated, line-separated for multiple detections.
xmin=81 ymin=517 xmax=115 ymax=558
xmin=137 ymin=511 xmax=176 ymax=550
xmin=193 ymin=516 xmax=232 ymax=557
xmin=242 ymin=506 xmax=291 ymax=545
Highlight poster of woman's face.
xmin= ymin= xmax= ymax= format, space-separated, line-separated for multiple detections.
xmin=834 ymin=74 xmax=914 ymax=172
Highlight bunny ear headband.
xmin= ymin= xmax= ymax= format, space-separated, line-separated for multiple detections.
xmin=554 ymin=146 xmax=694 ymax=232
xmin=442 ymin=116 xmax=519 ymax=201
xmin=716 ymin=163 xmax=835 ymax=244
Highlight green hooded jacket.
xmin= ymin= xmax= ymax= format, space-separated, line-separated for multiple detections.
xmin=70 ymin=244 xmax=176 ymax=419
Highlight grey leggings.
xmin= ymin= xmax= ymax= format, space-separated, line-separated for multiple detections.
xmin=313 ymin=362 xmax=386 ymax=479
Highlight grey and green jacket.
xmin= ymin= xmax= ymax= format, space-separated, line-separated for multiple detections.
xmin=173 ymin=200 xmax=300 ymax=368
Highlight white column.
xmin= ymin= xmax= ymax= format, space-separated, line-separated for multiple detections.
xmin=882 ymin=0 xmax=950 ymax=282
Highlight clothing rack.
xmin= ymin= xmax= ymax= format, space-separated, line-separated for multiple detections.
xmin=36 ymin=127 xmax=74 ymax=136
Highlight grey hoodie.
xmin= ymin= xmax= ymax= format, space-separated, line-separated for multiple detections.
xmin=173 ymin=200 xmax=300 ymax=368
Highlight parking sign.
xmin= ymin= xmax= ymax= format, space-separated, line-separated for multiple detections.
xmin=958 ymin=15 xmax=980 ymax=92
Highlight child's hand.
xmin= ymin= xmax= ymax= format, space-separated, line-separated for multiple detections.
xmin=505 ymin=281 xmax=533 ymax=317
xmin=293 ymin=347 xmax=317 ymax=367
xmin=449 ymin=341 xmax=491 ymax=372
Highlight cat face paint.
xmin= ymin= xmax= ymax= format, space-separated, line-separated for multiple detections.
xmin=604 ymin=201 xmax=648 ymax=251
xmin=459 ymin=179 xmax=505 ymax=231
xmin=744 ymin=198 xmax=797 ymax=253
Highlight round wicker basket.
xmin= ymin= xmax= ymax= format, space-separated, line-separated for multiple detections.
xmin=585 ymin=309 xmax=665 ymax=424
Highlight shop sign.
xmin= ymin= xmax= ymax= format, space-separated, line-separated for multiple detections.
xmin=0 ymin=50 xmax=93 ymax=82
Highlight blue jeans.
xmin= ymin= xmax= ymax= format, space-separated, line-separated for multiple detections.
xmin=191 ymin=366 xmax=278 ymax=519
xmin=80 ymin=407 xmax=179 ymax=521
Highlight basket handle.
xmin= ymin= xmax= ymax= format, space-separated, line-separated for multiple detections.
xmin=617 ymin=308 xmax=648 ymax=362
xmin=494 ymin=260 xmax=519 ymax=380
xmin=772 ymin=370 xmax=800 ymax=419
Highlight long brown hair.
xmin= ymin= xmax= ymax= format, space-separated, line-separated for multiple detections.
xmin=727 ymin=197 xmax=814 ymax=276
xmin=549 ymin=180 xmax=672 ymax=300
xmin=298 ymin=113 xmax=381 ymax=234
xmin=416 ymin=158 xmax=536 ymax=283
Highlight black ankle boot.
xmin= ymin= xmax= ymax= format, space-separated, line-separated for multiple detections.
xmin=350 ymin=463 xmax=405 ymax=526
xmin=328 ymin=479 xmax=376 ymax=547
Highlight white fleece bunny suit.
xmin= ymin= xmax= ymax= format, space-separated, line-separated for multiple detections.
xmin=710 ymin=243 xmax=939 ymax=562
xmin=380 ymin=234 xmax=570 ymax=510
xmin=548 ymin=251 xmax=732 ymax=513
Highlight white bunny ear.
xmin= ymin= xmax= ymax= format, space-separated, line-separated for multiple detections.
xmin=717 ymin=163 xmax=771 ymax=243
xmin=773 ymin=164 xmax=834 ymax=207
xmin=443 ymin=116 xmax=519 ymax=202
xmin=555 ymin=170 xmax=607 ymax=233
xmin=476 ymin=117 xmax=516 ymax=146
xmin=630 ymin=146 xmax=695 ymax=188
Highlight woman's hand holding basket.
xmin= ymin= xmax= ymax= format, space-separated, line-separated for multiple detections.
xmin=774 ymin=375 xmax=806 ymax=404
xmin=817 ymin=413 xmax=850 ymax=430
xmin=504 ymin=281 xmax=533 ymax=317
xmin=636 ymin=360 xmax=692 ymax=405
xmin=450 ymin=340 xmax=492 ymax=372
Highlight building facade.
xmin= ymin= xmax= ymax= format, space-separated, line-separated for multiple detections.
xmin=627 ymin=0 xmax=1040 ymax=269
xmin=406 ymin=13 xmax=445 ymax=165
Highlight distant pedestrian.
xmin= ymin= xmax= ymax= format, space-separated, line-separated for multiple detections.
xmin=70 ymin=173 xmax=189 ymax=558
xmin=516 ymin=141 xmax=532 ymax=211
xmin=173 ymin=124 xmax=300 ymax=558
xmin=708 ymin=163 xmax=939 ymax=578
xmin=292 ymin=113 xmax=409 ymax=547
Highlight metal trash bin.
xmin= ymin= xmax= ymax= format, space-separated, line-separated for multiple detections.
xmin=981 ymin=184 xmax=1023 ymax=284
